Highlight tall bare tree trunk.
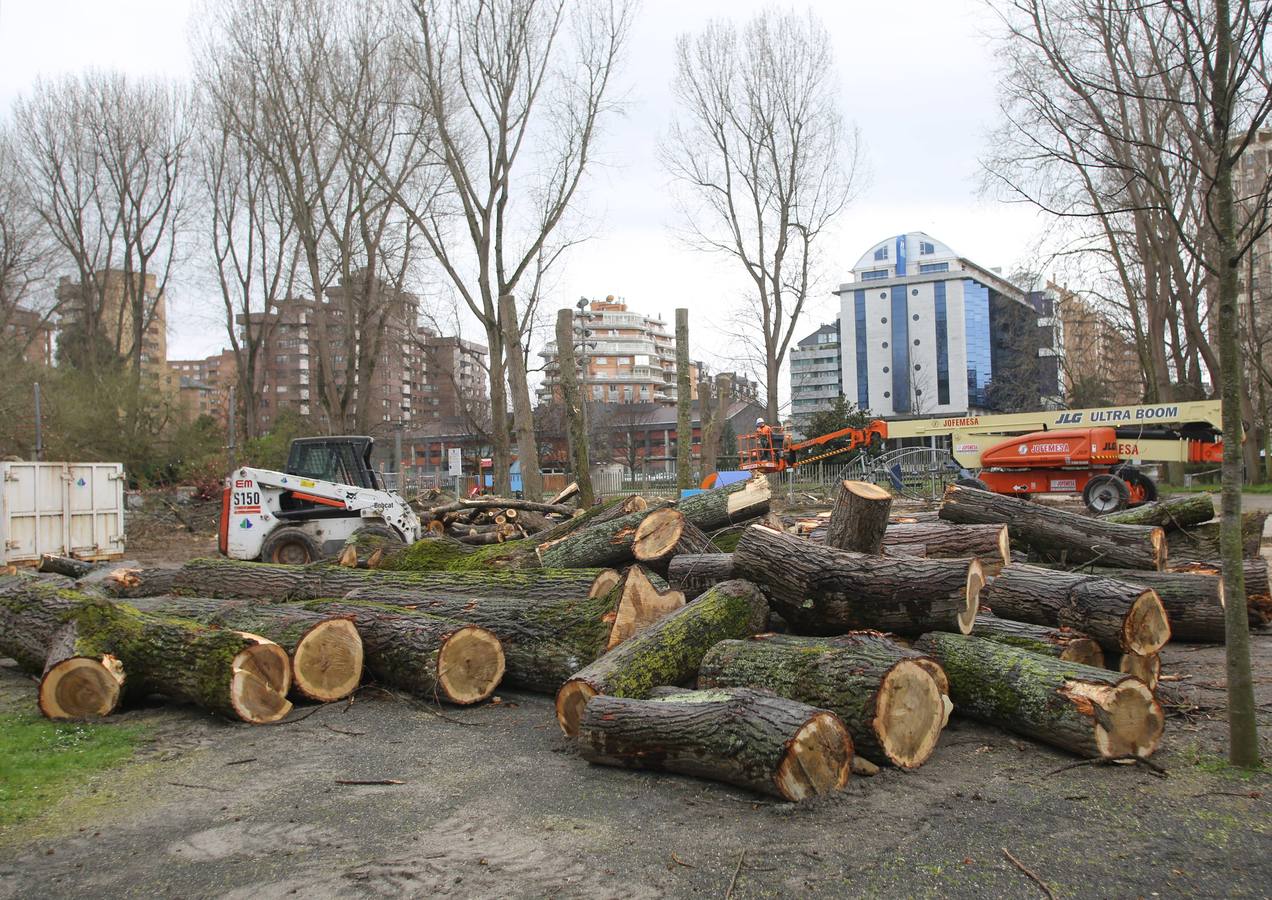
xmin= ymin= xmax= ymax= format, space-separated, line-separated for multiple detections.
xmin=556 ymin=309 xmax=594 ymax=506
xmin=697 ymin=375 xmax=716 ymax=483
xmin=483 ymin=321 xmax=511 ymax=497
xmin=500 ymin=293 xmax=542 ymax=500
xmin=1212 ymin=0 xmax=1259 ymax=769
xmin=675 ymin=308 xmax=692 ymax=492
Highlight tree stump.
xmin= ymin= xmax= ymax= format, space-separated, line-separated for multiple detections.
xmin=825 ymin=480 xmax=893 ymax=554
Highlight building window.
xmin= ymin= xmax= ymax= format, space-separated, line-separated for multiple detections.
xmin=874 ymin=246 xmax=888 ymax=261
xmin=890 ymin=285 xmax=910 ymax=413
xmin=919 ymin=262 xmax=949 ymax=274
xmin=861 ymin=269 xmax=888 ymax=281
xmin=919 ymin=241 xmax=935 ymax=255
xmin=854 ymin=290 xmax=869 ymax=409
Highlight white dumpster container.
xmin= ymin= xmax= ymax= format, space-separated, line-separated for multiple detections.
xmin=1 ymin=462 xmax=127 ymax=565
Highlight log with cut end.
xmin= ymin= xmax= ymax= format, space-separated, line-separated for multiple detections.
xmin=915 ymin=632 xmax=1164 ymax=759
xmin=676 ymin=476 xmax=771 ymax=531
xmin=606 ymin=566 xmax=685 ymax=650
xmin=297 ymin=602 xmax=503 ymax=705
xmin=632 ymin=508 xmax=714 ymax=572
xmin=369 ymin=535 xmax=537 ymax=572
xmin=555 ymin=579 xmax=769 ymax=736
xmin=537 ymin=505 xmax=667 ymax=569
xmin=733 ymin=525 xmax=982 ymax=636
xmin=1163 ymin=512 xmax=1267 ymax=565
xmin=338 ymin=581 xmax=623 ymax=693
xmin=38 ymin=554 xmax=101 ymax=579
xmin=577 ymin=686 xmax=852 ymax=801
xmin=972 ymin=612 xmax=1105 ymax=667
xmin=825 ymin=480 xmax=893 ymax=554
xmin=667 ymin=553 xmax=735 ymax=597
xmin=979 ymin=565 xmax=1169 ymax=655
xmin=590 ymin=494 xmax=649 ymax=526
xmin=939 ymin=484 xmax=1166 ymax=570
xmin=99 ymin=566 xmax=181 ymax=599
xmin=126 ymin=597 xmax=363 ymax=703
xmin=1108 ymin=651 xmax=1161 ymax=692
xmin=882 ymin=523 xmax=1011 ymax=573
xmin=697 ymin=632 xmax=946 ymax=768
xmin=1100 ymin=494 xmax=1215 ymax=529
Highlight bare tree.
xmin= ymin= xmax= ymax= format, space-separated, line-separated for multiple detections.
xmin=382 ymin=0 xmax=634 ymax=496
xmin=663 ymin=9 xmax=860 ymax=422
xmin=0 ymin=128 xmax=56 ymax=362
xmin=989 ymin=0 xmax=1272 ymax=767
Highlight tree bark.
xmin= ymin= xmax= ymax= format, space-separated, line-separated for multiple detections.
xmin=537 ymin=504 xmax=669 ymax=569
xmin=915 ymin=633 xmax=1164 ymax=759
xmin=606 ymin=566 xmax=686 ymax=650
xmin=677 ymin=475 xmax=771 ymax=531
xmin=971 ymin=612 xmax=1105 ymax=667
xmin=37 ymin=555 xmax=101 ymax=579
xmin=675 ymin=308 xmax=693 ymax=492
xmin=555 ymin=308 xmax=595 ymax=507
xmin=632 ymin=508 xmax=715 ymax=573
xmin=1163 ymin=513 xmax=1266 ymax=565
xmin=825 ymin=480 xmax=893 ymax=554
xmin=881 ymin=523 xmax=1011 ymax=573
xmin=499 ymin=293 xmax=543 ymax=500
xmin=1100 ymin=494 xmax=1215 ymax=529
xmin=39 ymin=621 xmax=126 ymax=719
xmin=295 ymin=601 xmax=503 ymax=705
xmin=697 ymin=633 xmax=946 ymax=768
xmin=667 ymin=553 xmax=736 ymax=597
xmin=733 ymin=525 xmax=982 ymax=636
xmin=336 ymin=582 xmax=623 ymax=694
xmin=555 ymin=579 xmax=769 ymax=736
xmin=577 ymin=687 xmax=852 ymax=801
xmin=126 ymin=597 xmax=363 ymax=703
xmin=979 ymin=564 xmax=1170 ymax=655
xmin=939 ymin=484 xmax=1167 ymax=570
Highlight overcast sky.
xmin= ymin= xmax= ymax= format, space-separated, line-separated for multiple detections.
xmin=0 ymin=0 xmax=1047 ymax=404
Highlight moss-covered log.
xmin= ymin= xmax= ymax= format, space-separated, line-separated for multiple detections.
xmin=1100 ymin=494 xmax=1215 ymax=529
xmin=979 ymin=564 xmax=1170 ymax=655
xmin=99 ymin=566 xmax=181 ymax=599
xmin=697 ymin=633 xmax=945 ymax=768
xmin=555 ymin=579 xmax=769 ymax=736
xmin=914 ymin=632 xmax=1164 ymax=758
xmin=666 ymin=553 xmax=735 ymax=597
xmin=677 ymin=476 xmax=771 ymax=532
xmin=825 ymin=480 xmax=893 ymax=554
xmin=632 ymin=509 xmax=715 ymax=573
xmin=972 ymin=612 xmax=1104 ymax=667
xmin=1163 ymin=512 xmax=1267 ymax=565
xmin=295 ymin=601 xmax=503 ymax=704
xmin=335 ymin=582 xmax=623 ymax=693
xmin=881 ymin=523 xmax=1011 ymax=573
xmin=733 ymin=525 xmax=982 ymax=636
xmin=577 ymin=686 xmax=851 ymax=801
xmin=126 ymin=597 xmax=363 ymax=702
xmin=536 ymin=503 xmax=678 ymax=569
xmin=368 ymin=535 xmax=537 ymax=572
xmin=939 ymin=484 xmax=1166 ymax=570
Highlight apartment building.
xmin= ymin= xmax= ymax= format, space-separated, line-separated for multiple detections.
xmin=4 ymin=306 xmax=54 ymax=366
xmin=789 ymin=322 xmax=843 ymax=424
xmin=55 ymin=269 xmax=167 ymax=377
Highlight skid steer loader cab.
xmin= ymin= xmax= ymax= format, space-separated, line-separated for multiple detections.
xmin=285 ymin=437 xmax=381 ymax=490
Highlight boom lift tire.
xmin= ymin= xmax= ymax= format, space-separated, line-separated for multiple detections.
xmin=1114 ymin=466 xmax=1158 ymax=506
xmin=1083 ymin=474 xmax=1131 ymax=514
xmin=260 ymin=526 xmax=322 ymax=565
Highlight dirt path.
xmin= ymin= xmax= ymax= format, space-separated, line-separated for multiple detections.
xmin=1 ymin=632 xmax=1269 ymax=899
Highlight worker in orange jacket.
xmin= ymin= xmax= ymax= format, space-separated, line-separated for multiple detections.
xmin=755 ymin=417 xmax=774 ymax=463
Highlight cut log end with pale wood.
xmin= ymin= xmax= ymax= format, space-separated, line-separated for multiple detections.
xmin=825 ymin=480 xmax=893 ymax=554
xmin=39 ymin=653 xmax=125 ymax=720
xmin=1110 ymin=651 xmax=1161 ymax=692
xmin=227 ymin=637 xmax=294 ymax=724
xmin=606 ymin=566 xmax=686 ymax=650
xmin=290 ymin=618 xmax=364 ymax=703
xmin=577 ymin=687 xmax=852 ymax=802
xmin=633 ymin=508 xmax=714 ymax=568
xmin=972 ymin=612 xmax=1106 ymax=668
xmin=589 ymin=568 xmax=623 ymax=599
xmin=1124 ymin=590 xmax=1172 ymax=657
xmin=435 ymin=625 xmax=506 ymax=705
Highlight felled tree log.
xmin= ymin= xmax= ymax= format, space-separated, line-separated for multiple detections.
xmin=978 ymin=565 xmax=1170 ymax=655
xmin=1164 ymin=512 xmax=1267 ymax=565
xmin=591 ymin=494 xmax=650 ymax=526
xmin=577 ymin=687 xmax=852 ymax=801
xmin=555 ymin=579 xmax=769 ymax=736
xmin=38 ymin=554 xmax=100 ymax=579
xmin=1100 ymin=494 xmax=1215 ymax=529
xmin=939 ymin=484 xmax=1166 ymax=570
xmin=338 ymin=582 xmax=623 ymax=693
xmin=667 ymin=553 xmax=735 ymax=597
xmin=825 ymin=481 xmax=893 ymax=554
xmin=677 ymin=476 xmax=771 ymax=531
xmin=537 ymin=505 xmax=666 ymax=569
xmin=424 ymin=497 xmax=575 ymax=518
xmin=881 ymin=523 xmax=1011 ymax=573
xmin=365 ymin=535 xmax=537 ymax=572
xmin=606 ymin=566 xmax=686 ymax=650
xmin=632 ymin=508 xmax=715 ymax=573
xmin=915 ymin=632 xmax=1165 ymax=759
xmin=733 ymin=525 xmax=982 ymax=636
xmin=126 ymin=597 xmax=363 ymax=703
xmin=972 ymin=612 xmax=1105 ymax=667
xmin=697 ymin=632 xmax=945 ymax=768
xmin=297 ymin=602 xmax=503 ymax=705
xmin=1108 ymin=651 xmax=1161 ymax=692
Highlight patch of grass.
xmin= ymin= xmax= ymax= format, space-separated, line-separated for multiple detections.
xmin=0 ymin=713 xmax=143 ymax=827
xmin=1178 ymin=741 xmax=1270 ymax=779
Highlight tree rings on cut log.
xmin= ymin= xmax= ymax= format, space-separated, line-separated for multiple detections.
xmin=290 ymin=618 xmax=364 ymax=702
xmin=39 ymin=654 xmax=125 ymax=719
xmin=436 ymin=625 xmax=506 ymax=705
xmin=606 ymin=566 xmax=686 ymax=650
xmin=1110 ymin=652 xmax=1161 ymax=692
xmin=825 ymin=480 xmax=893 ymax=554
xmin=1123 ymin=591 xmax=1172 ymax=657
xmin=589 ymin=568 xmax=624 ymax=599
xmin=228 ymin=636 xmax=294 ymax=724
xmin=1059 ymin=678 xmax=1162 ymax=758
